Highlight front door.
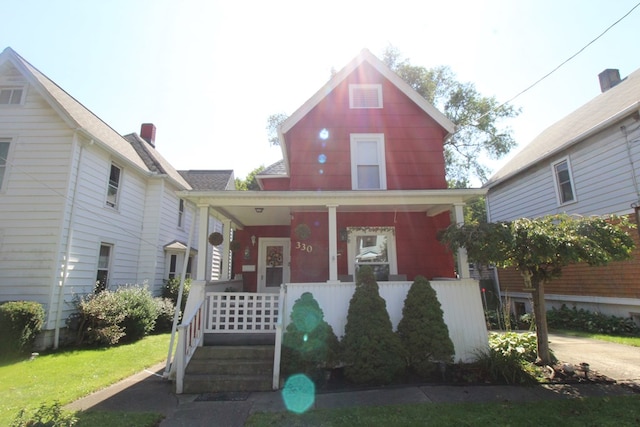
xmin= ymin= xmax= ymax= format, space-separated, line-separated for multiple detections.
xmin=257 ymin=238 xmax=290 ymax=293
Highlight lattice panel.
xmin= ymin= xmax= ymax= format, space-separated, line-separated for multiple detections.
xmin=206 ymin=292 xmax=280 ymax=333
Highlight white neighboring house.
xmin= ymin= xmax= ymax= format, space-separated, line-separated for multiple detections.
xmin=485 ymin=67 xmax=640 ymax=321
xmin=0 ymin=47 xmax=230 ymax=348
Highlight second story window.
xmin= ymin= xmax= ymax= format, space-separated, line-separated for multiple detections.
xmin=350 ymin=133 xmax=387 ymax=190
xmin=349 ymin=84 xmax=383 ymax=109
xmin=106 ymin=163 xmax=121 ymax=208
xmin=0 ymin=87 xmax=24 ymax=105
xmin=0 ymin=138 xmax=10 ymax=190
xmin=553 ymin=158 xmax=576 ymax=205
xmin=178 ymin=199 xmax=184 ymax=228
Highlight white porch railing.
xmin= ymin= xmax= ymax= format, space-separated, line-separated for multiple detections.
xmin=205 ymin=292 xmax=280 ymax=333
xmin=174 ymin=300 xmax=205 ymax=394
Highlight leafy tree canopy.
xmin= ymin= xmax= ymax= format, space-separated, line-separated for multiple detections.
xmin=235 ymin=165 xmax=265 ymax=191
xmin=440 ymin=213 xmax=635 ymax=364
xmin=382 ymin=46 xmax=520 ymax=185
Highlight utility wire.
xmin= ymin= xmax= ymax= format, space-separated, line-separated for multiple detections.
xmin=475 ymin=1 xmax=640 ymax=123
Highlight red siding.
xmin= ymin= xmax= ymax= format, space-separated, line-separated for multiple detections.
xmin=260 ymin=178 xmax=290 ymax=190
xmin=284 ymin=61 xmax=447 ymax=191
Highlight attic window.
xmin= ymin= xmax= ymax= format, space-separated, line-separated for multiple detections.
xmin=0 ymin=87 xmax=24 ymax=105
xmin=349 ymin=84 xmax=383 ymax=109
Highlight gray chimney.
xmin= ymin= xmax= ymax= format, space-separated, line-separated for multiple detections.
xmin=140 ymin=123 xmax=156 ymax=147
xmin=598 ymin=69 xmax=621 ymax=93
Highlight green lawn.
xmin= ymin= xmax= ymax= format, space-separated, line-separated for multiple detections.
xmin=246 ymin=396 xmax=640 ymax=426
xmin=0 ymin=333 xmax=171 ymax=426
xmin=552 ymin=330 xmax=640 ymax=347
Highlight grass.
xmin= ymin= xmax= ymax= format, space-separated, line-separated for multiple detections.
xmin=246 ymin=396 xmax=640 ymax=426
xmin=0 ymin=333 xmax=171 ymax=426
xmin=552 ymin=329 xmax=640 ymax=347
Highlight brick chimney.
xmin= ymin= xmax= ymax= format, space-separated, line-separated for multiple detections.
xmin=140 ymin=123 xmax=156 ymax=147
xmin=598 ymin=69 xmax=621 ymax=93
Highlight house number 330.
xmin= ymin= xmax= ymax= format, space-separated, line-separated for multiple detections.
xmin=295 ymin=242 xmax=313 ymax=253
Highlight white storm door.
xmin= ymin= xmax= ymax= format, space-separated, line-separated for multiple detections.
xmin=257 ymin=238 xmax=290 ymax=293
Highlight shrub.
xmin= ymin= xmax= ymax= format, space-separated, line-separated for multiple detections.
xmin=397 ymin=276 xmax=455 ymax=377
xmin=281 ymin=292 xmax=340 ymax=384
xmin=154 ymin=297 xmax=176 ymax=333
xmin=11 ymin=401 xmax=77 ymax=427
xmin=341 ymin=266 xmax=405 ymax=385
xmin=0 ymin=301 xmax=45 ymax=356
xmin=162 ymin=277 xmax=191 ymax=313
xmin=117 ymin=286 xmax=158 ymax=342
xmin=471 ymin=332 xmax=540 ymax=385
xmin=72 ymin=285 xmax=158 ymax=346
xmin=547 ymin=304 xmax=640 ymax=336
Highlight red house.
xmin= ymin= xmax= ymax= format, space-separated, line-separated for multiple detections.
xmin=173 ymin=50 xmax=487 ymax=393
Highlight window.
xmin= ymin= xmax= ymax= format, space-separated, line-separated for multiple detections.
xmin=349 ymin=84 xmax=383 ymax=108
xmin=96 ymin=243 xmax=112 ymax=292
xmin=167 ymin=253 xmax=192 ymax=280
xmin=106 ymin=163 xmax=121 ymax=208
xmin=0 ymin=138 xmax=9 ymax=189
xmin=178 ymin=199 xmax=184 ymax=228
xmin=347 ymin=227 xmax=397 ymax=281
xmin=553 ymin=159 xmax=576 ymax=204
xmin=350 ymin=134 xmax=386 ymax=189
xmin=0 ymin=87 xmax=24 ymax=105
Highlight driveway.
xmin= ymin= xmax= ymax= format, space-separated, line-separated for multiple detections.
xmin=548 ymin=333 xmax=640 ymax=383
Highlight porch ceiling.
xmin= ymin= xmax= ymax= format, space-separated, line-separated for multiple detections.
xmin=177 ymin=189 xmax=486 ymax=228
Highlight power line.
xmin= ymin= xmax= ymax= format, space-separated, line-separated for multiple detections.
xmin=476 ymin=1 xmax=640 ymax=122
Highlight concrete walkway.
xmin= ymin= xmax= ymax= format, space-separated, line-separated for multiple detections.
xmin=65 ymin=333 xmax=640 ymax=426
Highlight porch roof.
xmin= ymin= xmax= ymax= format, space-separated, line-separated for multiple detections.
xmin=177 ymin=188 xmax=485 ymax=229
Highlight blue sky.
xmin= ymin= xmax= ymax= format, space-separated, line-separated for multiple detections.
xmin=3 ymin=0 xmax=640 ymax=182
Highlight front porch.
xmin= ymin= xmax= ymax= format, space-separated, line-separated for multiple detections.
xmin=171 ymin=277 xmax=488 ymax=394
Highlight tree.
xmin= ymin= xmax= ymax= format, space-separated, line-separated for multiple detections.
xmin=439 ymin=214 xmax=635 ymax=365
xmin=396 ymin=276 xmax=455 ymax=377
xmin=235 ymin=165 xmax=265 ymax=191
xmin=341 ymin=266 xmax=405 ymax=384
xmin=382 ymin=46 xmax=520 ymax=185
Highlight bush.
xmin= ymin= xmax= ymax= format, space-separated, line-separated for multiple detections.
xmin=11 ymin=401 xmax=77 ymax=427
xmin=72 ymin=285 xmax=158 ymax=346
xmin=154 ymin=297 xmax=176 ymax=333
xmin=162 ymin=277 xmax=191 ymax=313
xmin=0 ymin=301 xmax=45 ymax=356
xmin=547 ymin=304 xmax=640 ymax=336
xmin=471 ymin=332 xmax=540 ymax=385
xmin=281 ymin=292 xmax=340 ymax=384
xmin=397 ymin=276 xmax=455 ymax=377
xmin=341 ymin=266 xmax=405 ymax=385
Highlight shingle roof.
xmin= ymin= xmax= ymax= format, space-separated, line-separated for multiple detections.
xmin=178 ymin=170 xmax=235 ymax=191
xmin=124 ymin=133 xmax=191 ymax=189
xmin=486 ymin=67 xmax=640 ymax=187
xmin=258 ymin=160 xmax=287 ymax=176
xmin=0 ymin=47 xmax=149 ymax=172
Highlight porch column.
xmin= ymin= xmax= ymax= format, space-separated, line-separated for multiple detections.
xmin=221 ymin=218 xmax=232 ymax=280
xmin=453 ymin=203 xmax=470 ymax=279
xmin=327 ymin=204 xmax=338 ymax=282
xmin=196 ymin=204 xmax=209 ymax=282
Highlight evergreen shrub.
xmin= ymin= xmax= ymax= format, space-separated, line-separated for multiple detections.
xmin=397 ymin=276 xmax=455 ymax=377
xmin=281 ymin=292 xmax=340 ymax=384
xmin=341 ymin=266 xmax=405 ymax=385
xmin=0 ymin=300 xmax=45 ymax=356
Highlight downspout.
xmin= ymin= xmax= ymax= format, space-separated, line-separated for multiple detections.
xmin=164 ymin=201 xmax=196 ymax=377
xmin=54 ymin=135 xmax=87 ymax=349
xmin=621 ymin=123 xmax=640 ymax=204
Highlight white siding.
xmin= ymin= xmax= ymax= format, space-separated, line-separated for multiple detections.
xmin=488 ymin=117 xmax=640 ymax=221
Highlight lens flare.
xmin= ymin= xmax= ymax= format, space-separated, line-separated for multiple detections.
xmin=281 ymin=374 xmax=315 ymax=414
xmin=318 ymin=154 xmax=327 ymax=164
xmin=319 ymin=128 xmax=329 ymax=140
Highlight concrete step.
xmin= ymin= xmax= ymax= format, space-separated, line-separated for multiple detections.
xmin=186 ymin=358 xmax=273 ymax=375
xmin=182 ymin=373 xmax=273 ymax=393
xmin=191 ymin=345 xmax=274 ymax=360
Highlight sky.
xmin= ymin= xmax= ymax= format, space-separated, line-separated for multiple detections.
xmin=2 ymin=0 xmax=640 ymax=183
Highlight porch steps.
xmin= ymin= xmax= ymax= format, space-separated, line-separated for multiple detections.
xmin=182 ymin=345 xmax=274 ymax=393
